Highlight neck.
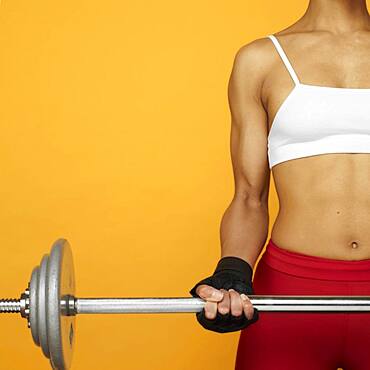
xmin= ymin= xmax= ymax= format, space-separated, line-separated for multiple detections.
xmin=302 ymin=0 xmax=370 ymax=34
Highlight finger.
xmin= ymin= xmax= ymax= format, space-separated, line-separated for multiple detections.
xmin=240 ymin=294 xmax=255 ymax=320
xmin=228 ymin=289 xmax=243 ymax=317
xmin=204 ymin=300 xmax=218 ymax=320
xmin=217 ymin=289 xmax=230 ymax=315
xmin=196 ymin=284 xmax=224 ymax=302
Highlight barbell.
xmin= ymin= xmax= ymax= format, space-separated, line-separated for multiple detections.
xmin=2 ymin=239 xmax=370 ymax=369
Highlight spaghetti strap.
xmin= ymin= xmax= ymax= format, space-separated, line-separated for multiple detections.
xmin=268 ymin=34 xmax=300 ymax=85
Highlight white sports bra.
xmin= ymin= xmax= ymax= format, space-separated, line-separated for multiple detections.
xmin=267 ymin=34 xmax=370 ymax=169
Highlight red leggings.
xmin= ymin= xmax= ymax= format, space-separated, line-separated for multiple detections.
xmin=235 ymin=238 xmax=370 ymax=370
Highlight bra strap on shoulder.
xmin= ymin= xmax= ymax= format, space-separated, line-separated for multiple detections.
xmin=268 ymin=34 xmax=300 ymax=85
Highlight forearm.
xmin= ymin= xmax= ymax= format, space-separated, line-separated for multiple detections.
xmin=219 ymin=198 xmax=269 ymax=268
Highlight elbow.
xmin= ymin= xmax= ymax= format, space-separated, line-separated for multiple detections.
xmin=244 ymin=197 xmax=267 ymax=210
xmin=236 ymin=189 xmax=268 ymax=210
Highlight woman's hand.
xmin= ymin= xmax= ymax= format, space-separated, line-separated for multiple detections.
xmin=189 ymin=256 xmax=259 ymax=333
xmin=195 ymin=285 xmax=255 ymax=320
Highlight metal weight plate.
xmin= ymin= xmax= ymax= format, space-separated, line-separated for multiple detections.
xmin=29 ymin=266 xmax=40 ymax=345
xmin=46 ymin=239 xmax=76 ymax=370
xmin=38 ymin=254 xmax=50 ymax=358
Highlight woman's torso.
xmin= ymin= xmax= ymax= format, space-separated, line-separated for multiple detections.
xmin=264 ymin=29 xmax=370 ymax=260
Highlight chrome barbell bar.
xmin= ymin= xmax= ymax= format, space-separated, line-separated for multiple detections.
xmin=2 ymin=239 xmax=370 ymax=370
xmin=72 ymin=296 xmax=370 ymax=314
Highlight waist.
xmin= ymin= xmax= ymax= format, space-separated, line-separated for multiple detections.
xmin=261 ymin=238 xmax=370 ymax=281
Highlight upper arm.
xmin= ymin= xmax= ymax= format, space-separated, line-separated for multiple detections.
xmin=227 ymin=39 xmax=271 ymax=207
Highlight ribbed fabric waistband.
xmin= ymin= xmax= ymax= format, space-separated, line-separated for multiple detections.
xmin=262 ymin=238 xmax=370 ymax=281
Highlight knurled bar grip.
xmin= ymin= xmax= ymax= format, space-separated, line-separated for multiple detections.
xmin=74 ymin=296 xmax=370 ymax=314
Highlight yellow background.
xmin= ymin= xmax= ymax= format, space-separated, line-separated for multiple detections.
xmin=0 ymin=1 xmax=338 ymax=369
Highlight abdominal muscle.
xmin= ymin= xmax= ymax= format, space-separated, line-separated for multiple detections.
xmin=270 ymin=152 xmax=370 ymax=260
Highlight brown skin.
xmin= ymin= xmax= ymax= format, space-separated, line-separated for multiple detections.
xmin=196 ymin=0 xmax=370 ymax=320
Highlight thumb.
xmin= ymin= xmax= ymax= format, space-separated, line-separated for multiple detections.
xmin=196 ymin=285 xmax=224 ymax=301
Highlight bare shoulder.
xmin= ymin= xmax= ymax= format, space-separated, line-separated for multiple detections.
xmin=229 ymin=36 xmax=275 ymax=95
xmin=234 ymin=36 xmax=273 ymax=66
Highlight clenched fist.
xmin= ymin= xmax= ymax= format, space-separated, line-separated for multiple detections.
xmin=189 ymin=256 xmax=259 ymax=333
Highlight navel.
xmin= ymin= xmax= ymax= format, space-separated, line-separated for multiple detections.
xmin=350 ymin=241 xmax=359 ymax=249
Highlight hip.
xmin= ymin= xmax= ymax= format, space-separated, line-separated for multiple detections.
xmin=254 ymin=238 xmax=370 ymax=297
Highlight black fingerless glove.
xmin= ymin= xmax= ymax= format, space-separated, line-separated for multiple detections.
xmin=189 ymin=256 xmax=259 ymax=333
